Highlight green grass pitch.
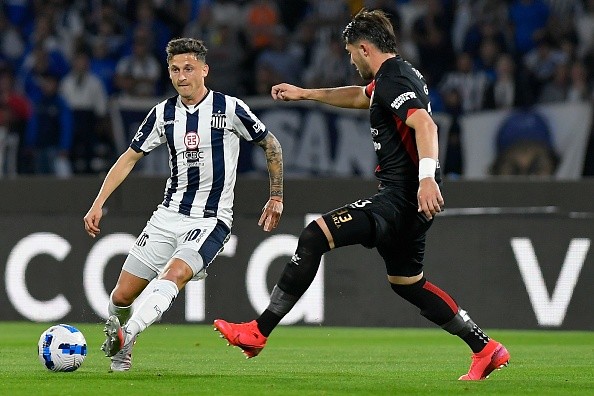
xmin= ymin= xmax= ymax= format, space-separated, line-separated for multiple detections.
xmin=1 ymin=322 xmax=592 ymax=395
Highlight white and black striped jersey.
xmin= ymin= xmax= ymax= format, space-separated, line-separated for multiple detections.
xmin=130 ymin=90 xmax=268 ymax=228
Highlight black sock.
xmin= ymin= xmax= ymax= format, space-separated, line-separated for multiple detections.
xmin=391 ymin=278 xmax=490 ymax=353
xmin=390 ymin=278 xmax=459 ymax=325
xmin=256 ymin=221 xmax=330 ymax=337
xmin=462 ymin=324 xmax=490 ymax=353
xmin=256 ymin=309 xmax=282 ymax=337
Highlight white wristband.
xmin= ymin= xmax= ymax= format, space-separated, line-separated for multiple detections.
xmin=418 ymin=158 xmax=437 ymax=180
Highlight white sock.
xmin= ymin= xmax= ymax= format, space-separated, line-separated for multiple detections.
xmin=108 ymin=293 xmax=133 ymax=325
xmin=124 ymin=279 xmax=178 ymax=343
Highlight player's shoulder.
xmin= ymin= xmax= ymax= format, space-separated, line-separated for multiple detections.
xmin=381 ymin=56 xmax=423 ymax=80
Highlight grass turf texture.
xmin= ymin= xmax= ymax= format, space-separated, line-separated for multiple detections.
xmin=1 ymin=322 xmax=592 ymax=396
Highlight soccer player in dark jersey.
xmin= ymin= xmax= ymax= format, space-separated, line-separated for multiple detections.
xmin=214 ymin=9 xmax=509 ymax=380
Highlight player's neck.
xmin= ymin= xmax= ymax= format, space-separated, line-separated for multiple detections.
xmin=371 ymin=53 xmax=396 ymax=77
xmin=181 ymin=86 xmax=209 ymax=106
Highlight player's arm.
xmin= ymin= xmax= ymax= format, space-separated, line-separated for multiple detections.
xmin=255 ymin=132 xmax=284 ymax=232
xmin=83 ymin=148 xmax=144 ymax=237
xmin=406 ymin=109 xmax=444 ymax=219
xmin=271 ymin=83 xmax=370 ymax=109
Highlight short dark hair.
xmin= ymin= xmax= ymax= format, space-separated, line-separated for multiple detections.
xmin=342 ymin=9 xmax=398 ymax=54
xmin=166 ymin=38 xmax=208 ymax=63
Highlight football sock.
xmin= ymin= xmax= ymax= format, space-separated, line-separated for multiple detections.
xmin=441 ymin=309 xmax=491 ymax=353
xmin=124 ymin=279 xmax=178 ymax=343
xmin=257 ymin=286 xmax=299 ymax=336
xmin=256 ymin=221 xmax=330 ymax=336
xmin=108 ymin=293 xmax=132 ymax=325
xmin=391 ymin=278 xmax=490 ymax=353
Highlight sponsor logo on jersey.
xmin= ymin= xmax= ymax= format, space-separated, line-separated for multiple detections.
xmin=391 ymin=91 xmax=417 ymax=110
xmin=370 ymin=128 xmax=379 ymax=137
xmin=184 ymin=131 xmax=199 ymax=149
xmin=184 ymin=131 xmax=204 ymax=165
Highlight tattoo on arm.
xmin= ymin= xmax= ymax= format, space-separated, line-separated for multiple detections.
xmin=257 ymin=133 xmax=283 ymax=199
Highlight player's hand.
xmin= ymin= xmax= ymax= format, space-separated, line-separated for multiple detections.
xmin=83 ymin=205 xmax=103 ymax=238
xmin=258 ymin=198 xmax=283 ymax=232
xmin=417 ymin=178 xmax=444 ymax=220
xmin=271 ymin=83 xmax=303 ymax=101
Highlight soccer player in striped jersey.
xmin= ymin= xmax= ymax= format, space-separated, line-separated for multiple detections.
xmin=214 ymin=9 xmax=510 ymax=381
xmin=83 ymin=37 xmax=284 ymax=371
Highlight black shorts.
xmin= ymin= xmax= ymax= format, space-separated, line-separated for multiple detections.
xmin=322 ymin=182 xmax=433 ymax=277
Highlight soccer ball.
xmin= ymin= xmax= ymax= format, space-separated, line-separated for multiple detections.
xmin=38 ymin=324 xmax=87 ymax=372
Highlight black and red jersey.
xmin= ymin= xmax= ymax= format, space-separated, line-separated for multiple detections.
xmin=365 ymin=55 xmax=441 ymax=183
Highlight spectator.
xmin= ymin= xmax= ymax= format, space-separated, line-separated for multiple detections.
xmin=89 ymin=38 xmax=118 ymax=96
xmin=24 ymin=72 xmax=73 ymax=177
xmin=523 ymin=35 xmax=568 ymax=96
xmin=484 ymin=53 xmax=530 ymax=109
xmin=244 ymin=0 xmax=281 ymax=51
xmin=113 ymin=27 xmax=161 ymax=97
xmin=0 ymin=66 xmax=31 ymax=175
xmin=575 ymin=0 xmax=594 ymax=59
xmin=47 ymin=0 xmax=85 ymax=61
xmin=411 ymin=0 xmax=456 ymax=85
xmin=302 ymin=35 xmax=352 ymax=88
xmin=59 ymin=50 xmax=110 ymax=174
xmin=566 ymin=61 xmax=592 ymax=102
xmin=127 ymin=1 xmax=172 ymax=63
xmin=508 ymin=0 xmax=550 ymax=56
xmin=439 ymin=52 xmax=490 ymax=113
xmin=254 ymin=26 xmax=303 ymax=93
xmin=18 ymin=45 xmax=69 ymax=103
xmin=0 ymin=13 xmax=25 ymax=69
xmin=538 ymin=62 xmax=570 ymax=103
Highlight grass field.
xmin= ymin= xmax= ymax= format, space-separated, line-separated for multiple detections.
xmin=1 ymin=322 xmax=592 ymax=396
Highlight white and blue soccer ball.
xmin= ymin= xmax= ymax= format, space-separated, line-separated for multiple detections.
xmin=38 ymin=324 xmax=87 ymax=372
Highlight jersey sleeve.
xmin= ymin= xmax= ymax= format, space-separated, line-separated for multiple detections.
xmin=374 ymin=76 xmax=426 ymax=121
xmin=129 ymin=105 xmax=166 ymax=154
xmin=231 ymin=98 xmax=269 ymax=143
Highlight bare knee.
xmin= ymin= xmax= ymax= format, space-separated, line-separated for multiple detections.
xmin=159 ymin=258 xmax=194 ymax=289
xmin=110 ymin=270 xmax=150 ymax=306
xmin=388 ymin=272 xmax=424 ymax=285
xmin=110 ymin=287 xmax=136 ymax=307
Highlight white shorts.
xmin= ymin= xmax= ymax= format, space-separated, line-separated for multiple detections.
xmin=125 ymin=206 xmax=230 ymax=281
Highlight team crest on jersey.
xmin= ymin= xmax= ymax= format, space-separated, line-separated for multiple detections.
xmin=184 ymin=131 xmax=199 ymax=149
xmin=211 ymin=112 xmax=226 ymax=129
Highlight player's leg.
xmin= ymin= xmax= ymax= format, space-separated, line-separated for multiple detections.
xmin=124 ymin=219 xmax=230 ymax=342
xmin=109 ymin=259 xmax=157 ymax=326
xmin=381 ymin=226 xmax=509 ymax=380
xmin=214 ymin=206 xmax=374 ymax=357
xmin=257 ymin=208 xmax=374 ymax=335
xmin=102 ymin=256 xmax=157 ymax=371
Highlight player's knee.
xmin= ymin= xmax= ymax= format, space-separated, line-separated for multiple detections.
xmin=297 ymin=220 xmax=330 ymax=256
xmin=277 ymin=221 xmax=329 ymax=297
xmin=160 ymin=258 xmax=194 ymax=286
xmin=389 ymin=277 xmax=426 ymax=297
xmin=110 ymin=288 xmax=135 ymax=307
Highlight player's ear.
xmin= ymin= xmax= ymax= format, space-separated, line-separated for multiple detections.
xmin=360 ymin=42 xmax=370 ymax=56
xmin=202 ymin=63 xmax=209 ymax=77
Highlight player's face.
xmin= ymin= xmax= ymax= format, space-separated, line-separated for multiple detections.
xmin=168 ymin=54 xmax=209 ymax=101
xmin=346 ymin=43 xmax=373 ymax=80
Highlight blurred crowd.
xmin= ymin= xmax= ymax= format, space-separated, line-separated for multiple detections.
xmin=1 ymin=0 xmax=594 ymax=177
